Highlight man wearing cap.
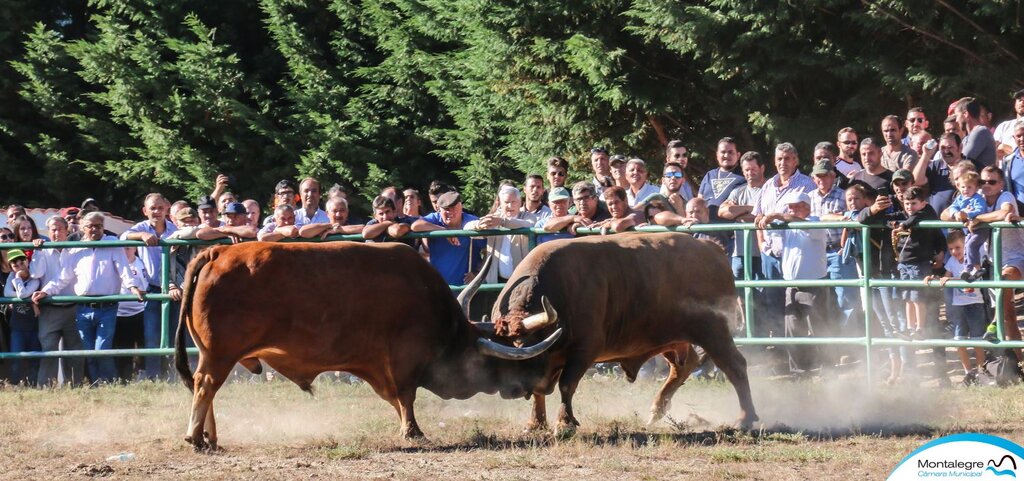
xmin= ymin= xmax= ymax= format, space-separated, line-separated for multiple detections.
xmin=298 ymin=196 xmax=365 ymax=239
xmin=28 ymin=216 xmax=85 ymax=386
xmin=761 ymin=191 xmax=831 ymax=373
xmin=880 ymin=115 xmax=919 ymax=172
xmin=809 ymin=160 xmax=859 ymax=334
xmin=624 ymin=158 xmax=660 ymax=207
xmin=995 ymin=89 xmax=1024 ymax=158
xmin=196 ymin=203 xmax=258 ymax=244
xmin=294 ymin=177 xmax=330 ymax=227
xmin=753 ymin=143 xmax=817 ymax=336
xmin=589 ymin=147 xmax=614 ymax=194
xmin=32 ymin=212 xmax=145 ymax=383
xmin=120 ymin=193 xmax=178 ymax=380
xmin=699 ymin=137 xmax=746 ymax=222
xmin=196 ymin=195 xmax=221 ymax=228
xmin=520 ymin=174 xmax=551 ymax=224
xmin=537 ymin=186 xmax=574 ymax=244
xmin=258 ymin=204 xmax=301 ymax=241
xmin=609 ymin=155 xmax=629 ymax=189
xmin=411 ymin=191 xmax=485 ymax=286
xmin=957 ymin=98 xmax=996 ymax=168
xmin=856 ymin=168 xmax=910 ymax=341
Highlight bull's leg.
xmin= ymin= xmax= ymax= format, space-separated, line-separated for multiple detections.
xmin=396 ymin=388 xmax=424 ymax=440
xmin=555 ymin=361 xmax=589 ymax=432
xmin=691 ymin=322 xmax=759 ymax=428
xmin=203 ymin=403 xmax=218 ymax=450
xmin=526 ymin=394 xmax=548 ymax=431
xmin=648 ymin=345 xmax=701 ymax=426
xmin=185 ymin=357 xmax=231 ymax=451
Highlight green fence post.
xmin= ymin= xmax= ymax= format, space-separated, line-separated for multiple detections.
xmin=992 ymin=225 xmax=1004 ymax=340
xmin=160 ymin=244 xmax=170 ymax=348
xmin=861 ymin=225 xmax=873 ymax=389
xmin=743 ymin=228 xmax=754 ymax=338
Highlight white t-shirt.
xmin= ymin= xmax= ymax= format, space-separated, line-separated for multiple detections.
xmin=995 ymin=118 xmax=1021 ymax=148
xmin=781 ymin=216 xmax=828 ymax=280
xmin=117 ymin=257 xmax=148 ymax=317
xmin=944 ymin=256 xmax=984 ymax=306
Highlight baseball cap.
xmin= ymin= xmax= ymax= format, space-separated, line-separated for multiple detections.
xmin=436 ymin=191 xmax=462 ymax=209
xmin=892 ymin=169 xmax=913 ymax=184
xmin=548 ymin=187 xmax=571 ymax=202
xmin=5 ymin=249 xmax=27 ymax=264
xmin=223 ymin=202 xmax=247 ymax=215
xmin=811 ymin=160 xmax=835 ymax=176
xmin=609 ymin=155 xmax=626 ymax=166
xmin=779 ymin=191 xmax=811 ymax=206
xmin=196 ymin=195 xmax=216 ymax=210
xmin=174 ymin=207 xmax=198 ymax=222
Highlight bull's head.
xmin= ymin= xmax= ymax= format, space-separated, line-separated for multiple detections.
xmin=457 ymin=254 xmax=561 ymax=360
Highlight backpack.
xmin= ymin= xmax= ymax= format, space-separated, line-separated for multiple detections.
xmin=984 ymin=349 xmax=1024 ymax=386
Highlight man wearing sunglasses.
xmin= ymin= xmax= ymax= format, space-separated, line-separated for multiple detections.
xmin=546 ymin=156 xmax=569 ymax=190
xmin=902 ymin=107 xmax=930 ymax=147
xmin=660 ymin=162 xmax=690 ymax=214
xmin=835 ymin=127 xmax=862 ymax=177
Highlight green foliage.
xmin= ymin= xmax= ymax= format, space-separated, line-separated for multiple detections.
xmin=3 ymin=0 xmax=1023 ymax=216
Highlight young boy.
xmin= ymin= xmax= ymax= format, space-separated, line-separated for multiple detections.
xmin=948 ymin=171 xmax=988 ymax=281
xmin=924 ymin=230 xmax=988 ymax=385
xmin=3 ymin=249 xmax=42 ymax=385
xmin=892 ymin=186 xmax=945 ymax=339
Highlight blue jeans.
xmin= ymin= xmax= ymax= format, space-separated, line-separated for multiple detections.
xmin=9 ymin=328 xmax=41 ymax=385
xmin=827 ymin=251 xmax=861 ymax=335
xmin=760 ymin=254 xmax=785 ymax=337
xmin=143 ymin=287 xmax=183 ymax=380
xmin=76 ymin=304 xmax=118 ymax=382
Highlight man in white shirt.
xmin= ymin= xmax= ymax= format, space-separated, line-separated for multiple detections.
xmin=28 ymin=216 xmax=85 ymax=386
xmin=294 ymin=177 xmax=329 ymax=227
xmin=624 ymin=158 xmax=660 ymax=207
xmin=994 ymin=89 xmax=1024 ymax=158
xmin=761 ymin=191 xmax=830 ymax=374
xmin=32 ymin=212 xmax=145 ymax=383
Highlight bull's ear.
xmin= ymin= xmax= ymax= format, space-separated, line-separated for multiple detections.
xmin=520 ymin=296 xmax=559 ymax=332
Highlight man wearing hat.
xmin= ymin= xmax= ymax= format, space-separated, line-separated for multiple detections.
xmin=810 ymin=159 xmax=859 ymax=339
xmin=196 ymin=202 xmax=257 ymax=244
xmin=762 ymin=191 xmax=831 ymax=374
xmin=608 ymin=155 xmax=629 ymax=189
xmin=995 ymin=89 xmax=1024 ymax=158
xmin=411 ymin=191 xmax=485 ymax=287
xmin=121 ymin=193 xmax=177 ymax=380
xmin=536 ymin=186 xmax=574 ymax=244
xmin=196 ymin=195 xmax=221 ymax=228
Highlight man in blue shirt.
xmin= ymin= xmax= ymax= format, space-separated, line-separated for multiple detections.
xmin=412 ymin=191 xmax=485 ymax=286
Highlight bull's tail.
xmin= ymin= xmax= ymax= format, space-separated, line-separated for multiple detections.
xmin=175 ymin=248 xmax=216 ymax=392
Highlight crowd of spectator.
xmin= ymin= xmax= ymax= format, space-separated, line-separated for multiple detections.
xmin=1 ymin=93 xmax=1023 ymax=388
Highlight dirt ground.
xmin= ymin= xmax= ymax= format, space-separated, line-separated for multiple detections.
xmin=2 ymin=356 xmax=1023 ymax=481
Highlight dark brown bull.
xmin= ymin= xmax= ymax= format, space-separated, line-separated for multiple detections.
xmin=477 ymin=232 xmax=758 ymax=431
xmin=174 ymin=242 xmax=561 ymax=449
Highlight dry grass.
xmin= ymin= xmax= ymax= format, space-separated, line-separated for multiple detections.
xmin=1 ymin=369 xmax=1023 ymax=480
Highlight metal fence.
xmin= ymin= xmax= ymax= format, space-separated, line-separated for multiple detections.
xmin=2 ymin=220 xmax=1023 ymax=383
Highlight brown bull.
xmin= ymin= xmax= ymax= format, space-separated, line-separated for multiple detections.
xmin=476 ymin=232 xmax=758 ymax=431
xmin=174 ymin=242 xmax=561 ymax=449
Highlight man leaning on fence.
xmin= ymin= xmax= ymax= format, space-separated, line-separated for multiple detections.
xmin=121 ymin=193 xmax=177 ymax=380
xmin=28 ymin=216 xmax=85 ymax=386
xmin=31 ymin=212 xmax=146 ymax=384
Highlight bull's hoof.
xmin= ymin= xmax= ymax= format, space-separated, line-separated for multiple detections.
xmin=735 ymin=413 xmax=760 ymax=430
xmin=401 ymin=427 xmax=426 ymax=441
xmin=646 ymin=410 xmax=665 ymax=427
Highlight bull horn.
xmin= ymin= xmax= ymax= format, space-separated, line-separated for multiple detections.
xmin=457 ymin=253 xmax=494 ymax=316
xmin=477 ymin=328 xmax=563 ymax=360
xmin=473 ymin=315 xmax=496 ymax=335
xmin=521 ymin=296 xmax=559 ymax=332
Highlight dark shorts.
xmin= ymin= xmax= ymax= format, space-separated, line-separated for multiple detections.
xmin=947 ymin=303 xmax=987 ymax=340
xmin=898 ymin=261 xmax=931 ymax=302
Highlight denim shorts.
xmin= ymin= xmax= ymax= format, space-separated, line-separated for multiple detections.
xmin=898 ymin=261 xmax=931 ymax=302
xmin=948 ymin=303 xmax=987 ymax=340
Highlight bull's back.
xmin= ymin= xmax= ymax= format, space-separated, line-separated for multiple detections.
xmin=191 ymin=242 xmax=458 ymax=363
